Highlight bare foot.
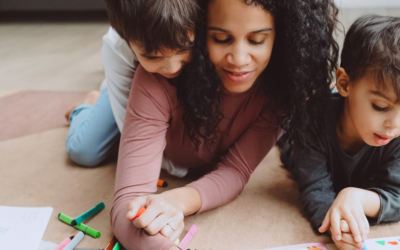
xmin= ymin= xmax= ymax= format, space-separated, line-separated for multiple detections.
xmin=65 ymin=90 xmax=101 ymax=122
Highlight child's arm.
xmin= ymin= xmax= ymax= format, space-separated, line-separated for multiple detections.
xmin=284 ymin=126 xmax=367 ymax=242
xmin=319 ymin=187 xmax=379 ymax=243
xmin=101 ymin=28 xmax=137 ymax=132
xmin=286 ymin=131 xmax=337 ymax=231
xmin=365 ymin=152 xmax=400 ymax=224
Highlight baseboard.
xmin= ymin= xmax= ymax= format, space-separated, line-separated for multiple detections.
xmin=335 ymin=0 xmax=400 ymax=8
xmin=0 ymin=11 xmax=108 ymax=22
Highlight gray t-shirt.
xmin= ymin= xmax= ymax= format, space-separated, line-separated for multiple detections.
xmin=280 ymin=94 xmax=400 ymax=231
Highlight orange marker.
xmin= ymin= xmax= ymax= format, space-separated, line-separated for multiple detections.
xmin=129 ymin=207 xmax=146 ymax=221
xmin=105 ymin=236 xmax=116 ymax=250
xmin=157 ymin=179 xmax=168 ymax=187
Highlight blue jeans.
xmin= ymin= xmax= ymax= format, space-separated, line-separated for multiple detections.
xmin=66 ymin=87 xmax=120 ymax=167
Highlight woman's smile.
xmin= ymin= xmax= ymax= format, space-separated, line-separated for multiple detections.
xmin=223 ymin=69 xmax=254 ymax=83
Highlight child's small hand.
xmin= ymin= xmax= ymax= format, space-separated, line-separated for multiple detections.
xmin=318 ymin=188 xmax=369 ymax=242
xmin=330 ymin=220 xmax=364 ymax=250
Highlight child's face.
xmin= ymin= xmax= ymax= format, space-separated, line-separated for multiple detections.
xmin=206 ymin=0 xmax=275 ymax=93
xmin=339 ymin=71 xmax=400 ymax=147
xmin=129 ymin=39 xmax=193 ymax=79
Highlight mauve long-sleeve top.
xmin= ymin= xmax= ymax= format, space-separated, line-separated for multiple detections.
xmin=111 ymin=65 xmax=281 ymax=250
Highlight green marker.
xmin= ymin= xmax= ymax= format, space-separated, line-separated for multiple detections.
xmin=112 ymin=242 xmax=120 ymax=250
xmin=58 ymin=213 xmax=101 ymax=238
xmin=71 ymin=202 xmax=105 ymax=226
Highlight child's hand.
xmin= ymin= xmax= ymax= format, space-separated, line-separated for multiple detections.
xmin=126 ymin=194 xmax=184 ymax=242
xmin=330 ymin=220 xmax=364 ymax=250
xmin=319 ymin=188 xmax=369 ymax=243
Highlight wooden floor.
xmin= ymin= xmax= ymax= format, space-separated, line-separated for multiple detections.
xmin=0 ymin=8 xmax=399 ymax=93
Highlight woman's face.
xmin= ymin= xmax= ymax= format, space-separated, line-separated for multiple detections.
xmin=207 ymin=0 xmax=275 ymax=93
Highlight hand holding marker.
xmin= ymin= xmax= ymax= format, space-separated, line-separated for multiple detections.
xmin=130 ymin=207 xmax=196 ymax=247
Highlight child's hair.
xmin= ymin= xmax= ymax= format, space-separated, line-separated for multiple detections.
xmin=104 ymin=0 xmax=198 ymax=54
xmin=341 ymin=14 xmax=400 ymax=97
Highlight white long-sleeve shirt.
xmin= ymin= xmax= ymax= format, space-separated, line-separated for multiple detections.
xmin=101 ymin=27 xmax=138 ymax=131
xmin=101 ymin=27 xmax=188 ymax=178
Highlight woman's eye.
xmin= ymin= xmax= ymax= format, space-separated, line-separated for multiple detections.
xmin=213 ymin=37 xmax=231 ymax=44
xmin=372 ymin=103 xmax=388 ymax=112
xmin=249 ymin=40 xmax=265 ymax=45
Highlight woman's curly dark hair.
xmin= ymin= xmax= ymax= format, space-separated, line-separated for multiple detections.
xmin=172 ymin=0 xmax=340 ymax=148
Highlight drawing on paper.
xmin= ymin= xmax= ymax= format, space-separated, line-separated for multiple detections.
xmin=0 ymin=227 xmax=8 ymax=235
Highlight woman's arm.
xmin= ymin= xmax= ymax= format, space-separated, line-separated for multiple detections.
xmin=111 ymin=65 xmax=177 ymax=250
xmin=187 ymin=108 xmax=282 ymax=213
xmin=126 ymin=101 xmax=282 ymax=246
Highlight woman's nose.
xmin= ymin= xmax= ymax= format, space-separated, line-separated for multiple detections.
xmin=226 ymin=42 xmax=251 ymax=68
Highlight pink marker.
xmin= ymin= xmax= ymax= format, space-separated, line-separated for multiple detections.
xmin=55 ymin=235 xmax=75 ymax=250
xmin=179 ymin=224 xmax=197 ymax=250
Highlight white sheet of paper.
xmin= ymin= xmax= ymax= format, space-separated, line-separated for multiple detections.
xmin=37 ymin=240 xmax=58 ymax=250
xmin=0 ymin=206 xmax=53 ymax=250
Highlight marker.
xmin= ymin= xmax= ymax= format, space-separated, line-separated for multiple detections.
xmin=63 ymin=231 xmax=84 ymax=250
xmin=179 ymin=224 xmax=197 ymax=249
xmin=105 ymin=236 xmax=116 ymax=250
xmin=112 ymin=242 xmax=120 ymax=250
xmin=58 ymin=213 xmax=101 ymax=238
xmin=55 ymin=235 xmax=75 ymax=250
xmin=157 ymin=179 xmax=168 ymax=187
xmin=362 ymin=242 xmax=368 ymax=250
xmin=71 ymin=202 xmax=105 ymax=226
xmin=128 ymin=207 xmax=146 ymax=221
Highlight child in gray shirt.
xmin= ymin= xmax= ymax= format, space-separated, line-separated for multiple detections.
xmin=280 ymin=14 xmax=400 ymax=250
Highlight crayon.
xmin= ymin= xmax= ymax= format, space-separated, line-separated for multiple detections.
xmin=129 ymin=207 xmax=146 ymax=221
xmin=58 ymin=213 xmax=101 ymax=238
xmin=71 ymin=202 xmax=105 ymax=226
xmin=157 ymin=179 xmax=168 ymax=187
xmin=105 ymin=236 xmax=116 ymax=250
xmin=63 ymin=231 xmax=84 ymax=250
xmin=179 ymin=224 xmax=197 ymax=249
xmin=55 ymin=235 xmax=74 ymax=250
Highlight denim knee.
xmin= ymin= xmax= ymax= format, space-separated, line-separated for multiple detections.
xmin=66 ymin=141 xmax=103 ymax=168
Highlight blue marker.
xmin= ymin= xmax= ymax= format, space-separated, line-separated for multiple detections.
xmin=361 ymin=241 xmax=368 ymax=250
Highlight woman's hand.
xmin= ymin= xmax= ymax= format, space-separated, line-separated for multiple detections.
xmin=126 ymin=193 xmax=184 ymax=242
xmin=330 ymin=220 xmax=364 ymax=250
xmin=318 ymin=188 xmax=369 ymax=243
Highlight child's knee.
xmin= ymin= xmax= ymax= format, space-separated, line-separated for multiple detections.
xmin=66 ymin=141 xmax=103 ymax=168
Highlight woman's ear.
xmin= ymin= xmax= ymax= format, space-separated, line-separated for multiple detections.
xmin=335 ymin=68 xmax=351 ymax=97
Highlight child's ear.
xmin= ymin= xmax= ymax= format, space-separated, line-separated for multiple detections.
xmin=335 ymin=68 xmax=351 ymax=97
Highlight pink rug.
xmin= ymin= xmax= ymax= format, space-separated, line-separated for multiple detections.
xmin=0 ymin=91 xmax=86 ymax=141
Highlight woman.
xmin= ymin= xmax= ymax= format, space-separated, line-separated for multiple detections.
xmin=111 ymin=0 xmax=339 ymax=249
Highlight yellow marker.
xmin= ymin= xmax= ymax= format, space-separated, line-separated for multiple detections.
xmin=174 ymin=239 xmax=180 ymax=245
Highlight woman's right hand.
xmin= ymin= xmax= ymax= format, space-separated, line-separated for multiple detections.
xmin=127 ymin=193 xmax=185 ymax=242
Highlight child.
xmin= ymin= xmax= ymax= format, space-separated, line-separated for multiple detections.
xmin=280 ymin=14 xmax=400 ymax=250
xmin=65 ymin=0 xmax=197 ymax=172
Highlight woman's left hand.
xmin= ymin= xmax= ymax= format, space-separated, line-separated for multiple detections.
xmin=126 ymin=194 xmax=184 ymax=242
